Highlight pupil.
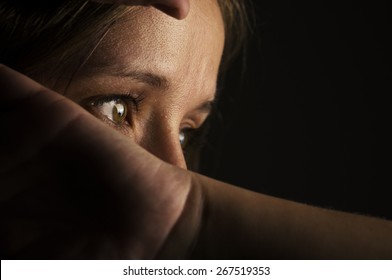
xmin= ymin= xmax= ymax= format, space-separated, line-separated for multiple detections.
xmin=115 ymin=103 xmax=125 ymax=117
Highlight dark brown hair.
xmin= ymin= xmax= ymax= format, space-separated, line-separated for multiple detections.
xmin=0 ymin=0 xmax=251 ymax=170
xmin=0 ymin=0 xmax=250 ymax=79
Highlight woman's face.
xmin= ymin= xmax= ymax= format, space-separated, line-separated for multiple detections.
xmin=61 ymin=0 xmax=224 ymax=169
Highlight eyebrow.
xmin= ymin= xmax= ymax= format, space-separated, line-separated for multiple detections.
xmin=84 ymin=64 xmax=216 ymax=114
xmin=113 ymin=68 xmax=217 ymax=114
xmin=89 ymin=64 xmax=170 ymax=90
xmin=114 ymin=69 xmax=170 ymax=90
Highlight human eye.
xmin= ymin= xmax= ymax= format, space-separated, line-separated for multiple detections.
xmin=83 ymin=93 xmax=144 ymax=128
xmin=179 ymin=128 xmax=193 ymax=150
xmin=96 ymin=98 xmax=128 ymax=124
xmin=180 ymin=122 xmax=210 ymax=171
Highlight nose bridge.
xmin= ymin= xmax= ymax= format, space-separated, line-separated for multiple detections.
xmin=140 ymin=123 xmax=187 ymax=169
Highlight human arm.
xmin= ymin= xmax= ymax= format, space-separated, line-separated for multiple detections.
xmin=0 ymin=64 xmax=192 ymax=259
xmin=1 ymin=64 xmax=392 ymax=260
xmin=182 ymin=174 xmax=392 ymax=259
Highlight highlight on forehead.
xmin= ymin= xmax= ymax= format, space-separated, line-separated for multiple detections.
xmin=73 ymin=0 xmax=225 ymax=92
xmin=0 ymin=0 xmax=248 ymax=86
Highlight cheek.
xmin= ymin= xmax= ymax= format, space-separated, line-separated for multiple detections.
xmin=130 ymin=102 xmax=188 ymax=168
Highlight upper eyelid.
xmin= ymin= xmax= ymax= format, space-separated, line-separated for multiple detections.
xmin=82 ymin=92 xmax=211 ymax=130
xmin=182 ymin=101 xmax=214 ymax=128
xmin=82 ymin=92 xmax=145 ymax=108
xmin=82 ymin=94 xmax=136 ymax=128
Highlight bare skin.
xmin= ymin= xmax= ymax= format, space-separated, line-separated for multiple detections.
xmin=0 ymin=0 xmax=218 ymax=259
xmin=0 ymin=64 xmax=193 ymax=259
xmin=2 ymin=64 xmax=392 ymax=260
xmin=1 ymin=0 xmax=392 ymax=260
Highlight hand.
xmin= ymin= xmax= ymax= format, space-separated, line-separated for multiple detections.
xmin=91 ymin=0 xmax=190 ymax=19
xmin=0 ymin=65 xmax=196 ymax=259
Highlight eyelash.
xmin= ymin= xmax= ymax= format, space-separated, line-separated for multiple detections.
xmin=83 ymin=92 xmax=209 ymax=168
xmin=83 ymin=92 xmax=144 ymax=127
xmin=89 ymin=92 xmax=145 ymax=112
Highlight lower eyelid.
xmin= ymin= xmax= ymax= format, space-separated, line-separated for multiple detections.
xmin=99 ymin=114 xmax=133 ymax=135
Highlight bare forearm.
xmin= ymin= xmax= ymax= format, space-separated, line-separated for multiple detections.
xmin=189 ymin=174 xmax=392 ymax=259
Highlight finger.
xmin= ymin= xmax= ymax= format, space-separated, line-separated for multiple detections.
xmin=91 ymin=0 xmax=190 ymax=19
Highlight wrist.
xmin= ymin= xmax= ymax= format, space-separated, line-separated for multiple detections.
xmin=155 ymin=170 xmax=204 ymax=259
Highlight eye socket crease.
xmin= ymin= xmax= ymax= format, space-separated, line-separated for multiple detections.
xmin=183 ymin=99 xmax=215 ymax=124
xmin=194 ymin=99 xmax=214 ymax=114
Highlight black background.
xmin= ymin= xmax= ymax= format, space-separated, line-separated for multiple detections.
xmin=200 ymin=0 xmax=391 ymax=219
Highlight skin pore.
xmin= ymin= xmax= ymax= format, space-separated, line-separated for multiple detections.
xmin=59 ymin=1 xmax=224 ymax=169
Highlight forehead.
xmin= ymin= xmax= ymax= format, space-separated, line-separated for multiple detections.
xmin=82 ymin=0 xmax=225 ymax=96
